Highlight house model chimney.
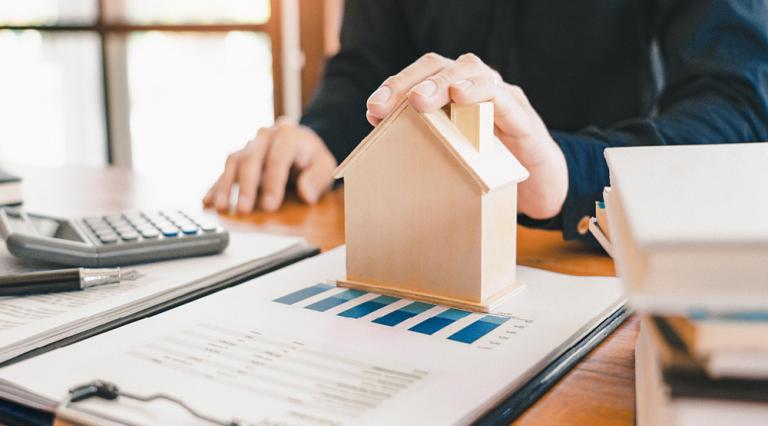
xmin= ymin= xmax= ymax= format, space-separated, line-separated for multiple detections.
xmin=450 ymin=102 xmax=493 ymax=152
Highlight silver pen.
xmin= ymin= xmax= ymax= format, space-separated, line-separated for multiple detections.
xmin=0 ymin=268 xmax=143 ymax=296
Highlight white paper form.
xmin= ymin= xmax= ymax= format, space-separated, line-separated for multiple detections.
xmin=0 ymin=247 xmax=625 ymax=425
xmin=0 ymin=232 xmax=304 ymax=362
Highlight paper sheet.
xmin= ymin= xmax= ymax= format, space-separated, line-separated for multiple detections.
xmin=0 ymin=232 xmax=304 ymax=362
xmin=0 ymin=247 xmax=625 ymax=425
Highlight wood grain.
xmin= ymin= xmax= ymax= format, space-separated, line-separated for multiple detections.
xmin=10 ymin=164 xmax=637 ymax=426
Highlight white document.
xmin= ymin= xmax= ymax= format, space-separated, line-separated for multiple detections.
xmin=0 ymin=247 xmax=625 ymax=425
xmin=0 ymin=232 xmax=309 ymax=363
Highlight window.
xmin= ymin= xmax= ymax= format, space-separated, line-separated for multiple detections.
xmin=0 ymin=0 xmax=301 ymax=184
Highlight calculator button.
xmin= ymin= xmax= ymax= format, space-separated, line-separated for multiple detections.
xmin=114 ymin=225 xmax=134 ymax=234
xmin=175 ymin=220 xmax=194 ymax=229
xmin=90 ymin=224 xmax=111 ymax=233
xmin=119 ymin=231 xmax=139 ymax=241
xmin=180 ymin=225 xmax=199 ymax=235
xmin=123 ymin=213 xmax=143 ymax=222
xmin=160 ymin=227 xmax=179 ymax=237
xmin=98 ymin=234 xmax=118 ymax=244
xmin=139 ymin=228 xmax=159 ymax=238
xmin=105 ymin=215 xmax=124 ymax=223
xmin=198 ymin=222 xmax=217 ymax=232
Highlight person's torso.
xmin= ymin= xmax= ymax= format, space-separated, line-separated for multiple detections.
xmin=398 ymin=0 xmax=659 ymax=131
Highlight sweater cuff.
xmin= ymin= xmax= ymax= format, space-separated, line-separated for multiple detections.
xmin=549 ymin=130 xmax=611 ymax=241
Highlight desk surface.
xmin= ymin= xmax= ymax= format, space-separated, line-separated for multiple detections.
xmin=12 ymin=164 xmax=638 ymax=426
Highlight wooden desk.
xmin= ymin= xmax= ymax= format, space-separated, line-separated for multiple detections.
xmin=12 ymin=165 xmax=638 ymax=426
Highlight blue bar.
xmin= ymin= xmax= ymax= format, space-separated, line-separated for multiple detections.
xmin=409 ymin=309 xmax=471 ymax=335
xmin=448 ymin=315 xmax=510 ymax=344
xmin=373 ymin=301 xmax=434 ymax=326
xmin=305 ymin=289 xmax=367 ymax=312
xmin=273 ymin=283 xmax=334 ymax=305
xmin=338 ymin=295 xmax=399 ymax=319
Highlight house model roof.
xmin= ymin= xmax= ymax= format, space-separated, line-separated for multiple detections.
xmin=334 ymin=99 xmax=529 ymax=193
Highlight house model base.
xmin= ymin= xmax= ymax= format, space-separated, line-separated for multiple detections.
xmin=337 ymin=278 xmax=524 ymax=313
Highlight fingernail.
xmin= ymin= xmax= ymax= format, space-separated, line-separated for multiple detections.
xmin=452 ymin=79 xmax=473 ymax=90
xmin=413 ymin=80 xmax=437 ymax=98
xmin=261 ymin=195 xmax=277 ymax=211
xmin=215 ymin=193 xmax=228 ymax=210
xmin=237 ymin=195 xmax=253 ymax=213
xmin=368 ymin=86 xmax=391 ymax=105
xmin=304 ymin=187 xmax=318 ymax=204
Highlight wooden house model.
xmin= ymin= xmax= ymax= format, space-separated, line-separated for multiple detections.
xmin=334 ymin=100 xmax=529 ymax=312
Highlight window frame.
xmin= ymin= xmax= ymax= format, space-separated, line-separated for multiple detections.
xmin=0 ymin=0 xmax=293 ymax=166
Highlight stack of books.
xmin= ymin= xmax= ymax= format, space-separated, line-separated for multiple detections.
xmin=602 ymin=144 xmax=768 ymax=426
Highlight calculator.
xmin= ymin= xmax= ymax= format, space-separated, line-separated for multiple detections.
xmin=0 ymin=208 xmax=229 ymax=267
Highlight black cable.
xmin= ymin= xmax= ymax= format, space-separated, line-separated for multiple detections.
xmin=63 ymin=379 xmax=241 ymax=426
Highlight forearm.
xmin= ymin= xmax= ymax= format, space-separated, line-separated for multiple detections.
xmin=300 ymin=0 xmax=415 ymax=163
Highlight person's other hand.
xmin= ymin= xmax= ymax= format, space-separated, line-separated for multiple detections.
xmin=365 ymin=53 xmax=568 ymax=220
xmin=203 ymin=121 xmax=337 ymax=214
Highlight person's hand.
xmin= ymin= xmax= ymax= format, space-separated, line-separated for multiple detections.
xmin=203 ymin=121 xmax=337 ymax=214
xmin=366 ymin=53 xmax=568 ymax=220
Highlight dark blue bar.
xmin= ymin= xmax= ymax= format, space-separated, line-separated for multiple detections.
xmin=373 ymin=301 xmax=434 ymax=326
xmin=448 ymin=315 xmax=510 ymax=344
xmin=273 ymin=283 xmax=334 ymax=305
xmin=338 ymin=295 xmax=399 ymax=319
xmin=305 ymin=289 xmax=367 ymax=312
xmin=409 ymin=308 xmax=471 ymax=335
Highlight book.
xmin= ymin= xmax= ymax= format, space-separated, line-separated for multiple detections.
xmin=0 ymin=231 xmax=316 ymax=365
xmin=0 ymin=170 xmax=21 ymax=206
xmin=654 ymin=315 xmax=768 ymax=380
xmin=665 ymin=315 xmax=768 ymax=356
xmin=603 ymin=143 xmax=768 ymax=312
xmin=0 ymin=247 xmax=626 ymax=425
xmin=636 ymin=320 xmax=768 ymax=426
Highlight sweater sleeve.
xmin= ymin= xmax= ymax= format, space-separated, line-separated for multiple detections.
xmin=531 ymin=0 xmax=768 ymax=240
xmin=299 ymin=0 xmax=415 ymax=163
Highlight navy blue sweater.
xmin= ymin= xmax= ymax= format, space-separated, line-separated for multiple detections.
xmin=300 ymin=0 xmax=768 ymax=240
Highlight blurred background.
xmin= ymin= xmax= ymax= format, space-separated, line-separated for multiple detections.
xmin=0 ymin=0 xmax=341 ymax=184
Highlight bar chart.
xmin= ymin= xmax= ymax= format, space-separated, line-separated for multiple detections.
xmin=274 ymin=284 xmax=530 ymax=345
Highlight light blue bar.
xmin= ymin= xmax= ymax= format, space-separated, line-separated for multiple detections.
xmin=273 ymin=283 xmax=334 ymax=305
xmin=305 ymin=289 xmax=367 ymax=312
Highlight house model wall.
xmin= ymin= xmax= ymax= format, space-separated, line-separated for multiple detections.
xmin=334 ymin=100 xmax=529 ymax=312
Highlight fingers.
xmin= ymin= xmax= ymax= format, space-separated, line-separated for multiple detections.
xmin=296 ymin=152 xmax=335 ymax=204
xmin=234 ymin=133 xmax=271 ymax=214
xmin=446 ymin=74 xmax=534 ymax=140
xmin=260 ymin=126 xmax=301 ymax=211
xmin=366 ymin=52 xmax=452 ymax=121
xmin=408 ymin=53 xmax=491 ymax=112
xmin=492 ymin=83 xmax=536 ymax=139
xmin=208 ymin=151 xmax=241 ymax=212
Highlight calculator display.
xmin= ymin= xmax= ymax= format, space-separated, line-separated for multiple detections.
xmin=31 ymin=217 xmax=84 ymax=242
xmin=3 ymin=211 xmax=84 ymax=242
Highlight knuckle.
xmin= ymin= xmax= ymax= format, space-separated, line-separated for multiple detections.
xmin=382 ymin=74 xmax=404 ymax=90
xmin=225 ymin=152 xmax=240 ymax=166
xmin=458 ymin=52 xmax=481 ymax=64
xmin=508 ymin=84 xmax=526 ymax=99
xmin=256 ymin=127 xmax=270 ymax=138
xmin=421 ymin=52 xmax=447 ymax=65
